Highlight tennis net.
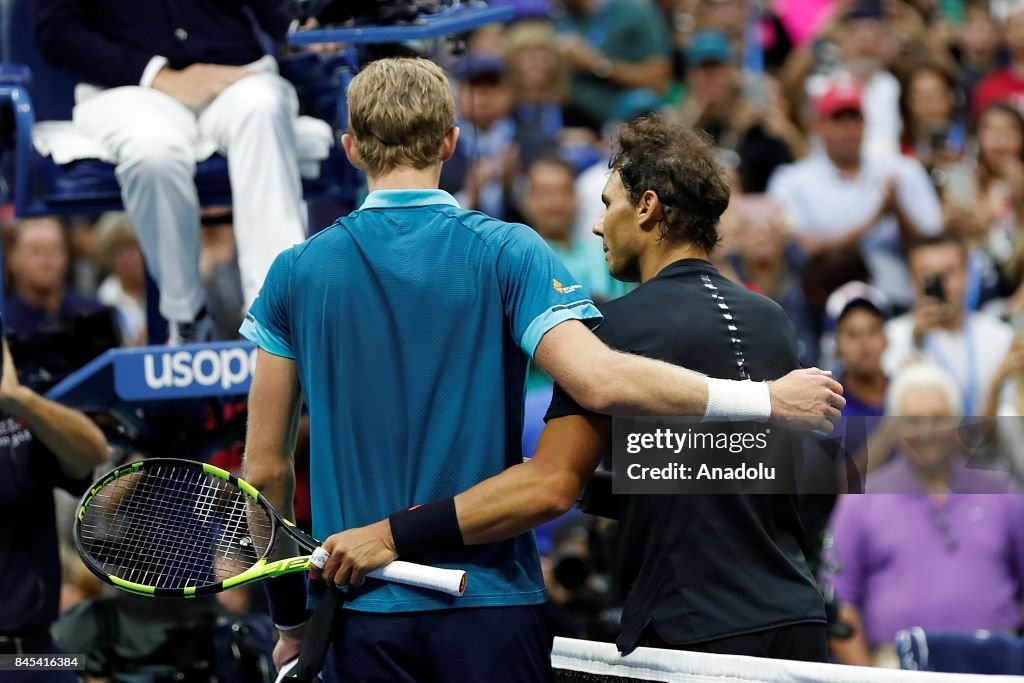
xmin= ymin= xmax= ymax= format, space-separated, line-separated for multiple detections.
xmin=552 ymin=637 xmax=1016 ymax=683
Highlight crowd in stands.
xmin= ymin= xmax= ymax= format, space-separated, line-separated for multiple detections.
xmin=5 ymin=0 xmax=1024 ymax=673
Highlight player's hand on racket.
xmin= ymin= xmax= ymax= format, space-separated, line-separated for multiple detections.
xmin=311 ymin=519 xmax=398 ymax=588
xmin=767 ymin=368 xmax=845 ymax=433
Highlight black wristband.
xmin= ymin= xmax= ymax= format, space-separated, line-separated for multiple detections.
xmin=388 ymin=497 xmax=464 ymax=559
xmin=262 ymin=572 xmax=311 ymax=629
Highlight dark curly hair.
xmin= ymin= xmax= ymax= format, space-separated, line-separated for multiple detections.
xmin=609 ymin=115 xmax=730 ymax=253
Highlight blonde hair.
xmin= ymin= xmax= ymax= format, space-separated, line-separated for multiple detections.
xmin=94 ymin=212 xmax=138 ymax=271
xmin=504 ymin=20 xmax=568 ymax=103
xmin=346 ymin=58 xmax=456 ymax=177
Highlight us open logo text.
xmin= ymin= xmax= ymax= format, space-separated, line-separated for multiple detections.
xmin=143 ymin=348 xmax=259 ymax=390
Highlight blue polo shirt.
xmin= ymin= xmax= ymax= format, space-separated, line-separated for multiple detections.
xmin=241 ymin=189 xmax=602 ymax=612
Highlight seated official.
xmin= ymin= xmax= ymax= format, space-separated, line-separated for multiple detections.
xmin=34 ymin=0 xmax=308 ymax=343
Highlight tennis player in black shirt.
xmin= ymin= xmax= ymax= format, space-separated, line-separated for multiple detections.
xmin=543 ymin=116 xmax=828 ymax=660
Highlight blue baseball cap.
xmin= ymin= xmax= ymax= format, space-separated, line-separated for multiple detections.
xmin=688 ymin=31 xmax=733 ymax=66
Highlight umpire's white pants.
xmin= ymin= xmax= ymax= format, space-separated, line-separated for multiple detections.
xmin=73 ymin=70 xmax=307 ymax=322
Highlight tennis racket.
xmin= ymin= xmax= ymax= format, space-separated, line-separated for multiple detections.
xmin=74 ymin=458 xmax=467 ymax=598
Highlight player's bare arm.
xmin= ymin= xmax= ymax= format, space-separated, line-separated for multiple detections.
xmin=533 ymin=320 xmax=845 ymax=431
xmin=242 ymin=349 xmax=306 ymax=668
xmin=243 ymin=349 xmax=303 ymax=521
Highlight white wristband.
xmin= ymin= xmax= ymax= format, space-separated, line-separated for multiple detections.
xmin=702 ymin=378 xmax=771 ymax=422
xmin=310 ymin=546 xmax=330 ymax=569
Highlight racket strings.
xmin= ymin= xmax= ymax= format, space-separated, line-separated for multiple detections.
xmin=78 ymin=464 xmax=275 ymax=590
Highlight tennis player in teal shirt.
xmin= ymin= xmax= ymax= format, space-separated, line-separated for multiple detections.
xmin=241 ymin=57 xmax=843 ymax=681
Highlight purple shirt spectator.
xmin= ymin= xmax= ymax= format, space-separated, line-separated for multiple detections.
xmin=824 ymin=457 xmax=1024 ymax=647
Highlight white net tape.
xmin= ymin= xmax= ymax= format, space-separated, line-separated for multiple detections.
xmin=551 ymin=637 xmax=1021 ymax=683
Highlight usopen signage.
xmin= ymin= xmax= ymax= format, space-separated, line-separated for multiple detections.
xmin=114 ymin=342 xmax=259 ymax=400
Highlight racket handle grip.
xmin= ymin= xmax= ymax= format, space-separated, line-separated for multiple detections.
xmin=367 ymin=561 xmax=467 ymax=597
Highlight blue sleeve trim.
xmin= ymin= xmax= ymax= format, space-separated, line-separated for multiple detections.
xmin=520 ymin=301 xmax=603 ymax=359
xmin=239 ymin=314 xmax=296 ymax=360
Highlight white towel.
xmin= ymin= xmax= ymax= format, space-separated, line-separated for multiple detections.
xmin=32 ymin=115 xmax=334 ymax=179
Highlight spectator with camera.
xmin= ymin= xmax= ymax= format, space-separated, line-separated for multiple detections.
xmin=823 ymin=362 xmax=1024 ymax=666
xmin=33 ymin=0 xmax=309 ymax=343
xmin=884 ymin=235 xmax=1014 ymax=415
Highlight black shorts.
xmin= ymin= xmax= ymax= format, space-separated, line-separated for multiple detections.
xmin=321 ymin=603 xmax=554 ymax=682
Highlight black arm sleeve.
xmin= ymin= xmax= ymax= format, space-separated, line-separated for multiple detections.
xmin=34 ymin=0 xmax=156 ymax=88
xmin=544 ymin=300 xmax=620 ymax=424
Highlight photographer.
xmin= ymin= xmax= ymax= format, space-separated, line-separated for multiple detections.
xmin=883 ymin=235 xmax=1014 ymax=415
xmin=0 ymin=332 xmax=108 ymax=682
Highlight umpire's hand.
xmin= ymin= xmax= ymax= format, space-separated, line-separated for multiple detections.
xmin=310 ymin=520 xmax=398 ymax=588
xmin=768 ymin=368 xmax=845 ymax=433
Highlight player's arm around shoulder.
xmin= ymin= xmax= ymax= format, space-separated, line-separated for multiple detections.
xmin=533 ymin=320 xmax=845 ymax=431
